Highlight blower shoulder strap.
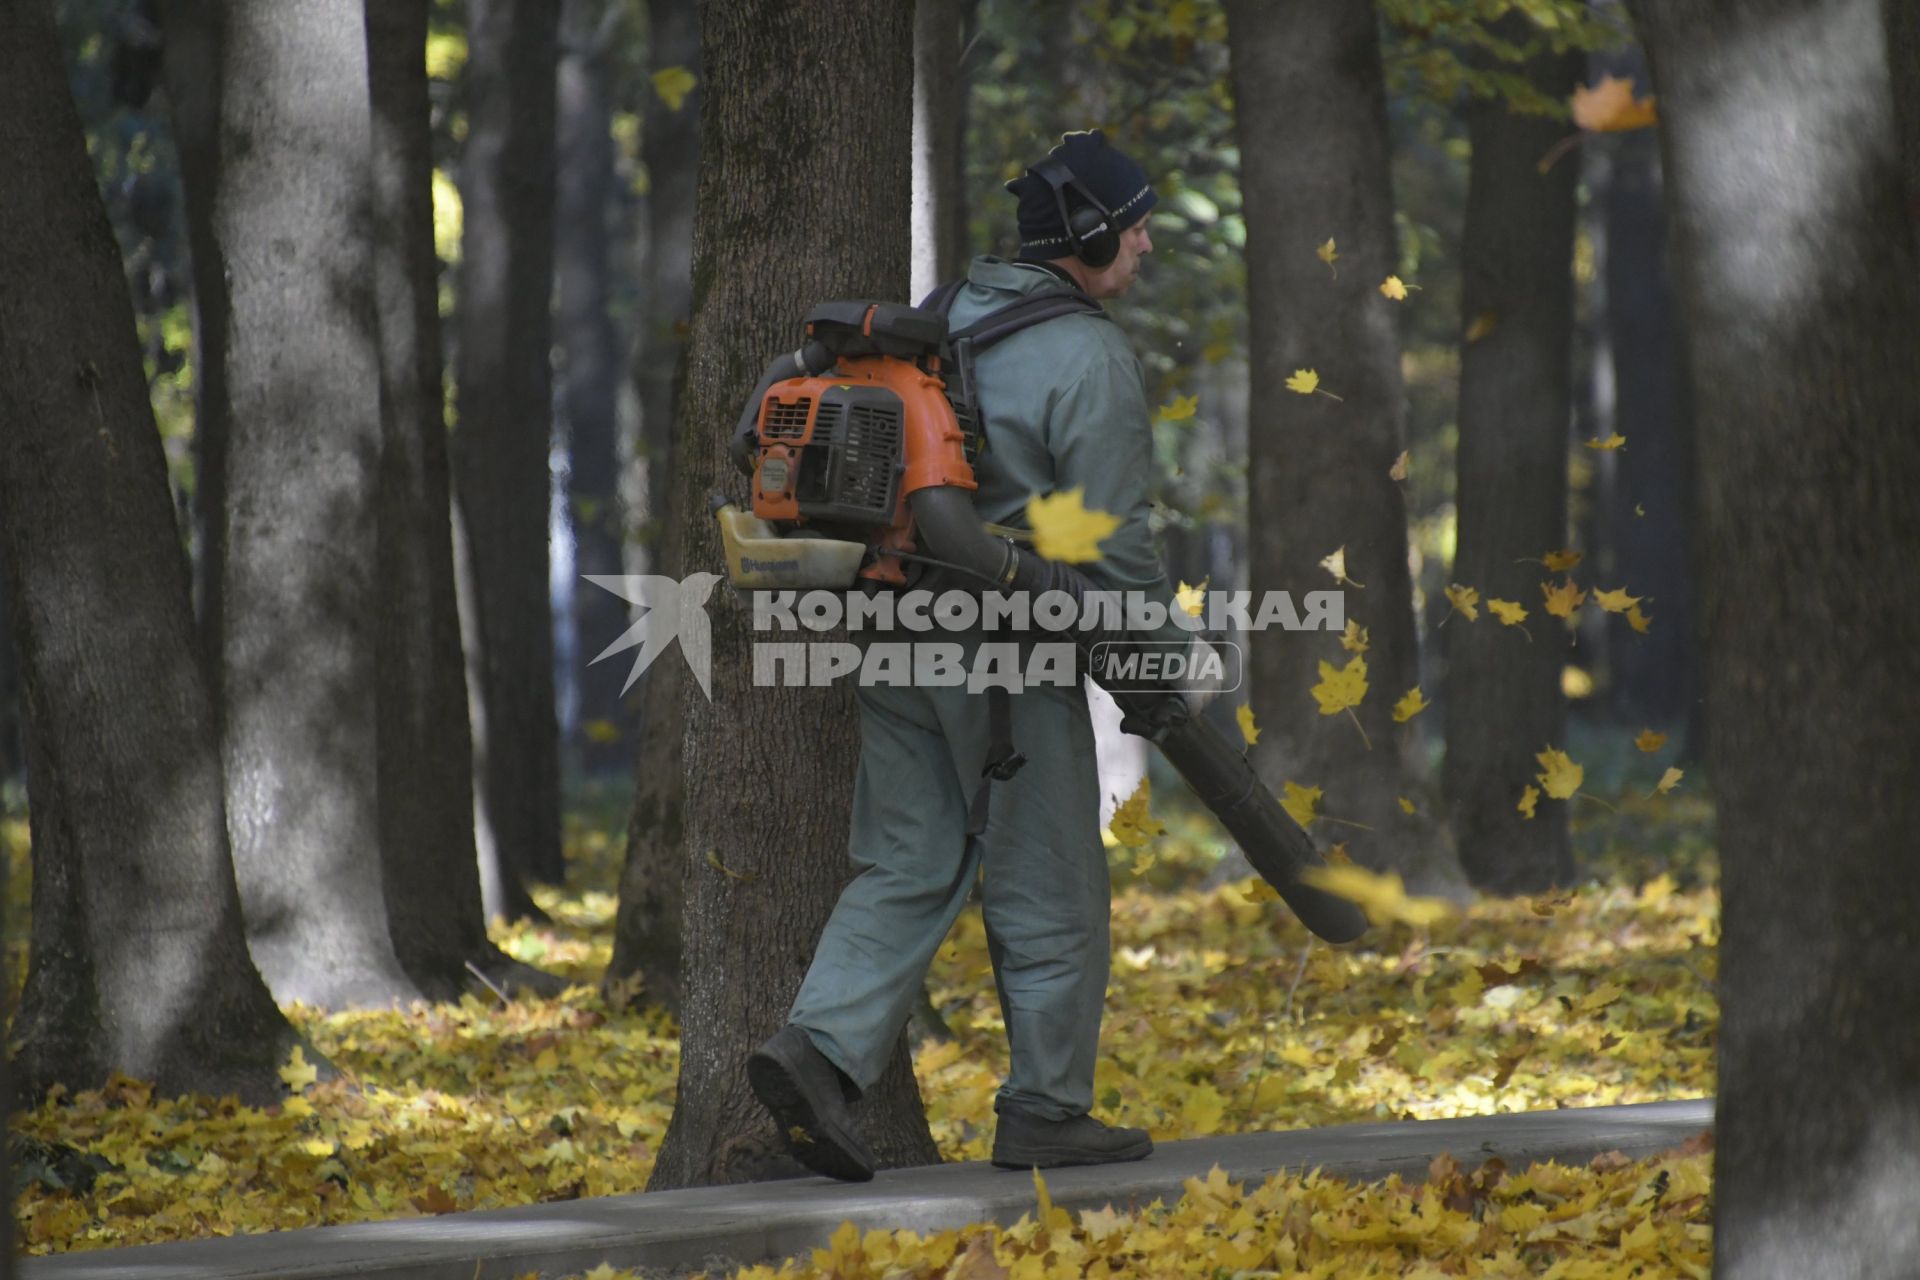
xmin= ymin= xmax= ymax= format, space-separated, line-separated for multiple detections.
xmin=918 ymin=280 xmax=1104 ymax=354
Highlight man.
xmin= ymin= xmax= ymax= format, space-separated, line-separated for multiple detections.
xmin=747 ymin=131 xmax=1187 ymax=1182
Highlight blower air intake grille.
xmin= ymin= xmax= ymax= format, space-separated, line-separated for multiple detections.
xmin=763 ymin=397 xmax=812 ymax=441
xmin=788 ymin=386 xmax=904 ymax=526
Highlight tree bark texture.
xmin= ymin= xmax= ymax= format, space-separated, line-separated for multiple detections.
xmin=454 ymin=0 xmax=565 ymax=891
xmin=367 ymin=0 xmax=553 ymax=1000
xmin=206 ymin=0 xmax=420 ymax=1009
xmin=559 ymin=0 xmax=632 ymax=775
xmin=1627 ymin=0 xmax=1920 ymax=1274
xmin=645 ymin=0 xmax=936 ymax=1189
xmin=1443 ymin=21 xmax=1579 ymax=894
xmin=156 ymin=0 xmax=230 ymax=694
xmin=1590 ymin=45 xmax=1699 ymax=738
xmin=1224 ymin=0 xmax=1457 ymax=887
xmin=0 ymin=0 xmax=297 ymax=1103
xmin=911 ymin=0 xmax=971 ymax=304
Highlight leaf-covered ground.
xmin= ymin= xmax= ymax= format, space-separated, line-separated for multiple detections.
xmin=11 ymin=783 xmax=1718 ymax=1267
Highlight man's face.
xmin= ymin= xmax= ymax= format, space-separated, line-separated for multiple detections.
xmin=1082 ymin=215 xmax=1153 ymax=299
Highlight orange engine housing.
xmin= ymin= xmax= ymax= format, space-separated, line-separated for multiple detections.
xmin=750 ymin=345 xmax=977 ymax=585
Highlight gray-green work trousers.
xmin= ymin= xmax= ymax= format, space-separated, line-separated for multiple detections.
xmin=788 ymin=673 xmax=1110 ymax=1120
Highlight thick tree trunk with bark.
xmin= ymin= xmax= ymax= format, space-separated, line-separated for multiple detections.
xmin=0 ymin=0 xmax=298 ymax=1103
xmin=1626 ymin=0 xmax=1920 ymax=1274
xmin=911 ymin=0 xmax=970 ymax=303
xmin=207 ymin=0 xmax=420 ymax=1009
xmin=1443 ymin=24 xmax=1579 ymax=894
xmin=455 ymin=0 xmax=565 ymax=899
xmin=366 ymin=0 xmax=558 ymax=1000
xmin=558 ymin=0 xmax=631 ymax=774
xmin=644 ymin=0 xmax=935 ymax=1189
xmin=1224 ymin=0 xmax=1457 ymax=887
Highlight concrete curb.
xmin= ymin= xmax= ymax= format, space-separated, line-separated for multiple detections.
xmin=29 ymin=1098 xmax=1713 ymax=1280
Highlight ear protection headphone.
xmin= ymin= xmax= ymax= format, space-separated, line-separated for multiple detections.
xmin=1027 ymin=155 xmax=1120 ymax=269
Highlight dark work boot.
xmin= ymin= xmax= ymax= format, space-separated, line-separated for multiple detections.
xmin=990 ymin=1105 xmax=1154 ymax=1170
xmin=746 ymin=1025 xmax=876 ymax=1182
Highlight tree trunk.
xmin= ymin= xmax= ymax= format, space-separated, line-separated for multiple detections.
xmin=1224 ymin=0 xmax=1457 ymax=887
xmin=644 ymin=0 xmax=934 ymax=1189
xmin=366 ymin=0 xmax=557 ymax=1000
xmin=558 ymin=0 xmax=631 ymax=775
xmin=911 ymin=0 xmax=970 ymax=303
xmin=0 ymin=0 xmax=299 ymax=1103
xmin=454 ymin=0 xmax=565 ymax=897
xmin=1442 ymin=20 xmax=1579 ymax=894
xmin=206 ymin=0 xmax=420 ymax=1009
xmin=1625 ymin=0 xmax=1920 ymax=1274
xmin=1888 ymin=0 xmax=1920 ymax=203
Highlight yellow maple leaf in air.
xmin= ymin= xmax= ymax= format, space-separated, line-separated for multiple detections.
xmin=1397 ymin=796 xmax=1416 ymax=814
xmin=1317 ymin=237 xmax=1338 ymax=276
xmin=1653 ymin=766 xmax=1684 ymax=796
xmin=1388 ymin=449 xmax=1409 ymax=480
xmin=1541 ymin=548 xmax=1584 ymax=572
xmin=1311 ymin=654 xmax=1368 ymax=717
xmin=1026 ymin=487 xmax=1119 ymax=563
xmin=1592 ymin=587 xmax=1641 ymax=613
xmin=1108 ymin=776 xmax=1166 ymax=848
xmin=1465 ymin=312 xmax=1498 ymax=342
xmin=1392 ymin=687 xmax=1429 ymax=723
xmin=1488 ymin=598 xmax=1528 ymax=626
xmin=581 ymin=718 xmax=620 ymax=744
xmin=1534 ymin=747 xmax=1583 ymax=800
xmin=1571 ymin=74 xmax=1658 ymax=132
xmin=1286 ymin=368 xmax=1321 ymax=395
xmin=1159 ymin=393 xmax=1198 ymax=422
xmin=1341 ymin=620 xmax=1370 ymax=653
xmin=1444 ymin=583 xmax=1480 ymax=621
xmin=651 ymin=66 xmax=698 ymax=112
xmin=1320 ymin=546 xmax=1364 ymax=588
xmin=1175 ymin=579 xmax=1207 ymax=617
xmin=1585 ymin=433 xmax=1628 ymax=451
xmin=1626 ymin=603 xmax=1653 ymax=634
xmin=1281 ymin=781 xmax=1323 ymax=829
xmin=1236 ymin=704 xmax=1260 ymax=747
xmin=1634 ymin=729 xmax=1668 ymax=753
xmin=1299 ymin=863 xmax=1454 ymax=927
xmin=1541 ymin=579 xmax=1587 ymax=619
xmin=1517 ymin=785 xmax=1540 ymax=820
xmin=280 ymin=1045 xmax=320 ymax=1093
xmin=1379 ymin=275 xmax=1409 ymax=300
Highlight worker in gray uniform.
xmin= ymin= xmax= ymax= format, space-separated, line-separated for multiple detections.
xmin=748 ymin=131 xmax=1190 ymax=1181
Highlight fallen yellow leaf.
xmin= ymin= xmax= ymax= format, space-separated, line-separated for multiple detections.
xmin=280 ymin=1046 xmax=319 ymax=1094
xmin=1299 ymin=864 xmax=1453 ymax=927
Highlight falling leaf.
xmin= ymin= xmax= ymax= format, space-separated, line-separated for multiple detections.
xmin=1534 ymin=747 xmax=1583 ymax=801
xmin=1541 ymin=548 xmax=1584 ymax=572
xmin=1465 ymin=312 xmax=1498 ymax=343
xmin=1397 ymin=796 xmax=1416 ymax=815
xmin=280 ymin=1046 xmax=319 ymax=1094
xmin=1320 ymin=546 xmax=1364 ymax=588
xmin=1175 ymin=579 xmax=1207 ymax=617
xmin=1392 ymin=687 xmax=1429 ymax=723
xmin=1311 ymin=654 xmax=1368 ymax=717
xmin=581 ymin=719 xmax=620 ymax=744
xmin=1388 ymin=450 xmax=1409 ymax=480
xmin=1379 ymin=275 xmax=1409 ymax=300
xmin=1316 ymin=237 xmax=1338 ymax=276
xmin=1340 ymin=620 xmax=1370 ymax=653
xmin=1634 ymin=503 xmax=1647 ymax=518
xmin=1626 ymin=604 xmax=1653 ymax=634
xmin=705 ymin=849 xmax=756 ymax=881
xmin=1444 ymin=583 xmax=1481 ymax=622
xmin=1240 ymin=879 xmax=1282 ymax=904
xmin=1325 ymin=842 xmax=1352 ymax=865
xmin=651 ymin=66 xmax=698 ymax=112
xmin=1592 ymin=587 xmax=1641 ymax=614
xmin=1652 ymin=766 xmax=1684 ymax=796
xmin=1235 ymin=704 xmax=1260 ymax=747
xmin=1577 ymin=982 xmax=1624 ymax=1014
xmin=1159 ymin=393 xmax=1198 ymax=422
xmin=1488 ymin=598 xmax=1528 ymax=626
xmin=1541 ymin=579 xmax=1587 ymax=619
xmin=1286 ymin=368 xmax=1320 ymax=395
xmin=1281 ymin=781 xmax=1323 ymax=829
xmin=1571 ymin=74 xmax=1659 ymax=132
xmin=1517 ymin=785 xmax=1540 ymax=820
xmin=1299 ymin=864 xmax=1453 ymax=927
xmin=1634 ymin=729 xmax=1669 ymax=753
xmin=1108 ymin=777 xmax=1167 ymax=848
xmin=1026 ymin=488 xmax=1121 ymax=563
xmin=1584 ymin=433 xmax=1628 ymax=451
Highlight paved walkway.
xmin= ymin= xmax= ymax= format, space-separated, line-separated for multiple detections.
xmin=28 ymin=1098 xmax=1713 ymax=1280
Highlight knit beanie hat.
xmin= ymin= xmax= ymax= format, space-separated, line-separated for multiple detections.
xmin=1006 ymin=130 xmax=1158 ymax=260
